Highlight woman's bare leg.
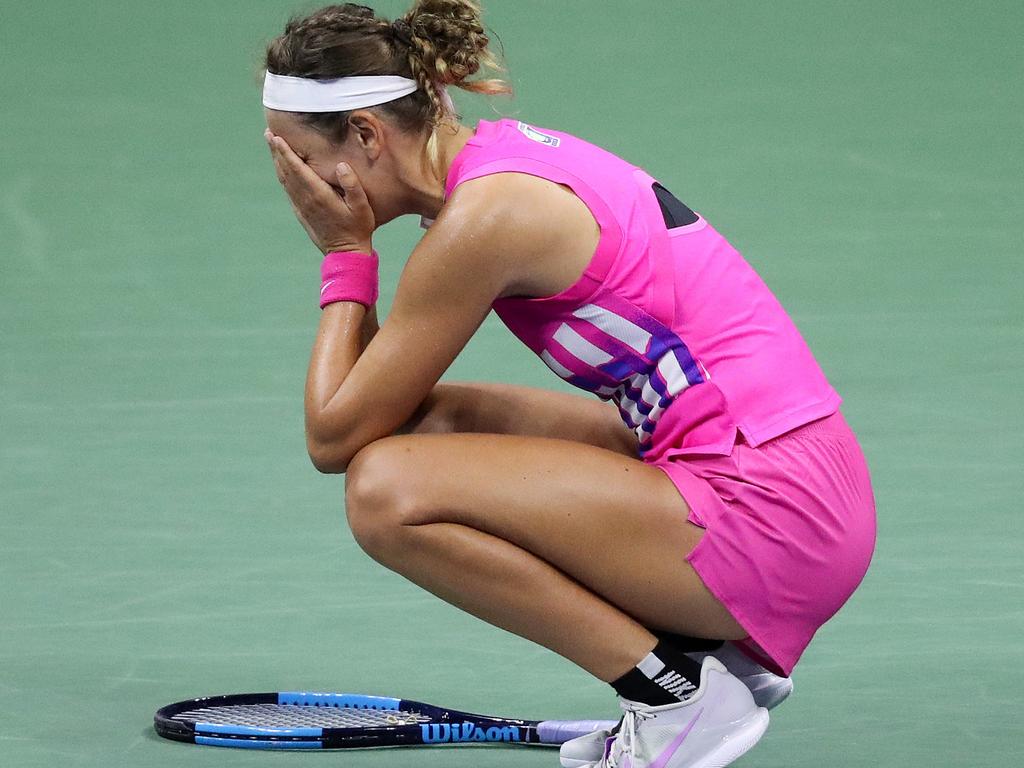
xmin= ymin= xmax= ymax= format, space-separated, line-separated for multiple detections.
xmin=401 ymin=381 xmax=637 ymax=456
xmin=345 ymin=432 xmax=745 ymax=682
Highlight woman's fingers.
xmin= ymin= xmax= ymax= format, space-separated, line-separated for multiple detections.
xmin=335 ymin=163 xmax=370 ymax=215
xmin=270 ymin=135 xmax=315 ymax=188
xmin=265 ymin=132 xmax=288 ymax=185
xmin=335 ymin=163 xmax=376 ymax=243
xmin=263 ymin=130 xmax=374 ymax=253
xmin=267 ymin=135 xmax=336 ymax=213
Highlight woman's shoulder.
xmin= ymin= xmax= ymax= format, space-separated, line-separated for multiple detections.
xmin=437 ymin=171 xmax=601 ymax=301
xmin=441 ymin=171 xmax=583 ymax=247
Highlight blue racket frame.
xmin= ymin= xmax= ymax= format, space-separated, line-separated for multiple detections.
xmin=154 ymin=691 xmax=616 ymax=750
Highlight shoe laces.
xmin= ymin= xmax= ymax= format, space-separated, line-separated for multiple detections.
xmin=605 ymin=702 xmax=654 ymax=768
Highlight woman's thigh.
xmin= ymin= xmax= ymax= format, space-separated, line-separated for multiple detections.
xmin=346 ymin=432 xmax=746 ymax=640
xmin=403 ymin=381 xmax=637 ymax=457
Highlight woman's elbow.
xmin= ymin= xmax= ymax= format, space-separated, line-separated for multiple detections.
xmin=306 ymin=436 xmax=356 ymax=474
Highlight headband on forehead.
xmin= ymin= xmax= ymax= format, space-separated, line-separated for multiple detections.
xmin=262 ymin=71 xmax=419 ymax=112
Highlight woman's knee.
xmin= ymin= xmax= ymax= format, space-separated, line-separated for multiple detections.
xmin=344 ymin=439 xmax=424 ymax=560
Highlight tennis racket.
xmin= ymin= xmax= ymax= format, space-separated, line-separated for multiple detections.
xmin=154 ymin=691 xmax=617 ymax=750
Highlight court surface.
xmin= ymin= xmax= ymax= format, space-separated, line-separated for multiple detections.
xmin=2 ymin=1 xmax=1021 ymax=766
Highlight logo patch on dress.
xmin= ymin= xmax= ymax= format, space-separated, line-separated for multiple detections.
xmin=516 ymin=122 xmax=560 ymax=147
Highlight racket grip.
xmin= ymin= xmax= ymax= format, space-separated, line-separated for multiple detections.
xmin=536 ymin=719 xmax=619 ymax=744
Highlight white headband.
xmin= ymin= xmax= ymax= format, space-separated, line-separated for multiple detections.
xmin=262 ymin=72 xmax=419 ymax=112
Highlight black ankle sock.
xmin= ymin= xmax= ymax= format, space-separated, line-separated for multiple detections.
xmin=611 ymin=638 xmax=706 ymax=705
xmin=653 ymin=631 xmax=724 ymax=654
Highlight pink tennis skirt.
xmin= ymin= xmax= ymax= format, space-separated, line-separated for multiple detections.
xmin=652 ymin=410 xmax=876 ymax=676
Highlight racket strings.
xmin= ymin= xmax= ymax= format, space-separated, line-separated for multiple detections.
xmin=174 ymin=703 xmax=432 ymax=729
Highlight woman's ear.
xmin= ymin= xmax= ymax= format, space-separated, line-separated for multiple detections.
xmin=347 ymin=111 xmax=384 ymax=161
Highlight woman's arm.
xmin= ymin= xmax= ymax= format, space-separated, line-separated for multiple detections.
xmin=359 ymin=304 xmax=380 ymax=351
xmin=268 ymin=133 xmax=603 ymax=472
xmin=301 ymin=172 xmax=562 ymax=472
xmin=305 ymin=183 xmax=529 ymax=469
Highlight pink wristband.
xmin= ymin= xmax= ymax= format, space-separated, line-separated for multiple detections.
xmin=319 ymin=250 xmax=379 ymax=309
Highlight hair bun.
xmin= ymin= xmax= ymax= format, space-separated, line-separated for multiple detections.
xmin=402 ymin=0 xmax=497 ymax=87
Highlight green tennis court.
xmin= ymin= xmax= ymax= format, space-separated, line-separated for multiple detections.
xmin=2 ymin=1 xmax=1021 ymax=766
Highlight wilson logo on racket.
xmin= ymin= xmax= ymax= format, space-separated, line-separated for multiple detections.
xmin=420 ymin=721 xmax=521 ymax=743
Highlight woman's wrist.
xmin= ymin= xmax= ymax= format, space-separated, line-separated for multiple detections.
xmin=319 ymin=249 xmax=379 ymax=309
xmin=322 ymin=241 xmax=373 ymax=256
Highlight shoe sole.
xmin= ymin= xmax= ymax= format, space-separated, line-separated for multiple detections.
xmin=688 ymin=707 xmax=770 ymax=768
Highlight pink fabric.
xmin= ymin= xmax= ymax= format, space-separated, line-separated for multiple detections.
xmin=654 ymin=410 xmax=877 ymax=676
xmin=319 ymin=250 xmax=379 ymax=309
xmin=444 ymin=119 xmax=872 ymax=673
xmin=445 ymin=119 xmax=841 ymax=457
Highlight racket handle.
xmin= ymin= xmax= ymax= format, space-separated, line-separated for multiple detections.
xmin=536 ymin=719 xmax=619 ymax=744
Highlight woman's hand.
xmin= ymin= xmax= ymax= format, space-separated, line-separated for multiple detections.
xmin=265 ymin=130 xmax=375 ymax=254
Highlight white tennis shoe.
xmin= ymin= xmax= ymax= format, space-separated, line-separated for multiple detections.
xmin=687 ymin=642 xmax=793 ymax=711
xmin=559 ymin=654 xmax=773 ymax=768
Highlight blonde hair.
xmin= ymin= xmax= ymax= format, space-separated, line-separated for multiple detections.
xmin=264 ymin=1 xmax=511 ymax=177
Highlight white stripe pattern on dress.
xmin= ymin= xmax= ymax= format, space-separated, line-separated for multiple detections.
xmin=571 ymin=303 xmax=652 ymax=354
xmin=538 ymin=304 xmax=698 ymax=446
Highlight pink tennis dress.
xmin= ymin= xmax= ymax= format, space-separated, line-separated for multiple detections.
xmin=444 ymin=119 xmax=876 ymax=675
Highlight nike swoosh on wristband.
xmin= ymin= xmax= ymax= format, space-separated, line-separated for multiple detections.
xmin=320 ymin=280 xmax=335 ymax=296
xmin=646 ymin=708 xmax=703 ymax=768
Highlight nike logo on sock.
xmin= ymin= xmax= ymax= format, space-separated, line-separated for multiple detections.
xmin=654 ymin=670 xmax=697 ymax=698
